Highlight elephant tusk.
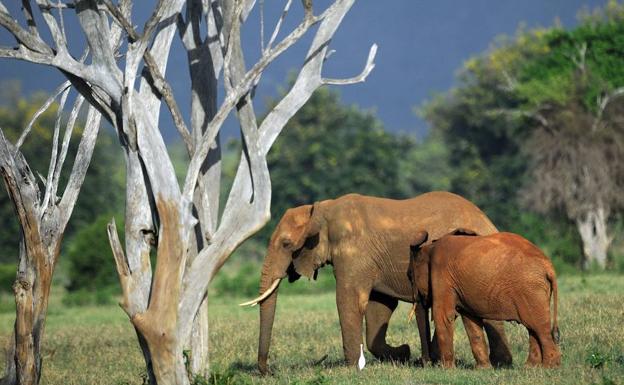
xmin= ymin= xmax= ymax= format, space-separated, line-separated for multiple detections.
xmin=239 ymin=279 xmax=281 ymax=307
xmin=407 ymin=304 xmax=417 ymax=323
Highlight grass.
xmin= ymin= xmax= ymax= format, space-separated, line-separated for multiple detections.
xmin=0 ymin=275 xmax=623 ymax=384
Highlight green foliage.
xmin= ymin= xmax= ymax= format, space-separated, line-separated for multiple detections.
xmin=222 ymin=86 xmax=453 ymax=250
xmin=586 ymin=345 xmax=624 ymax=370
xmin=587 ymin=351 xmax=613 ymax=369
xmin=506 ymin=211 xmax=582 ymax=273
xmin=212 ymin=256 xmax=336 ymax=297
xmin=420 ymin=2 xmax=624 ymax=268
xmin=0 ymin=293 xmax=15 ymax=313
xmin=397 ymin=130 xmax=453 ymax=196
xmin=62 ymin=287 xmax=117 ymax=307
xmin=65 ymin=214 xmax=124 ymax=296
xmin=266 ymin=87 xmax=410 ymax=226
xmin=0 ymin=263 xmax=15 ymax=294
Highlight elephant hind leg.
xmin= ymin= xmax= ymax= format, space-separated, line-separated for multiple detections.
xmin=530 ymin=325 xmax=561 ymax=368
xmin=525 ymin=329 xmax=542 ymax=367
xmin=461 ymin=314 xmax=491 ymax=369
xmin=483 ymin=320 xmax=513 ymax=367
xmin=522 ymin=309 xmax=561 ymax=368
xmin=432 ymin=291 xmax=457 ymax=368
xmin=365 ymin=291 xmax=410 ymax=362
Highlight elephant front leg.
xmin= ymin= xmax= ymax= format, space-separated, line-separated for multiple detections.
xmin=526 ymin=329 xmax=542 ymax=367
xmin=336 ymin=283 xmax=369 ymax=365
xmin=483 ymin=320 xmax=513 ymax=367
xmin=365 ymin=291 xmax=410 ymax=362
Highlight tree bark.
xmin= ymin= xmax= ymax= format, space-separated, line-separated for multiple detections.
xmin=0 ymin=102 xmax=100 ymax=385
xmin=576 ymin=205 xmax=611 ymax=269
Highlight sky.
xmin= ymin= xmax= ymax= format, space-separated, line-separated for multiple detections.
xmin=0 ymin=0 xmax=607 ymax=141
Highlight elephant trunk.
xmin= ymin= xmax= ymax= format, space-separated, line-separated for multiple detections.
xmin=258 ymin=279 xmax=279 ymax=375
xmin=254 ymin=249 xmax=293 ymax=374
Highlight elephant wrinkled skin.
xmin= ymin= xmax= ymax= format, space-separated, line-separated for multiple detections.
xmin=248 ymin=191 xmax=513 ymax=374
xmin=411 ymin=231 xmax=561 ymax=368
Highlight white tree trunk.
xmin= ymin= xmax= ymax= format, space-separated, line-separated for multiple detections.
xmin=0 ymin=100 xmax=101 ymax=385
xmin=576 ymin=205 xmax=612 ymax=269
xmin=0 ymin=1 xmax=377 ymax=383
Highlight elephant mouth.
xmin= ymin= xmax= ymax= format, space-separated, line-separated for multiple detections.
xmin=287 ymin=261 xmax=321 ymax=282
xmin=287 ymin=263 xmax=301 ymax=282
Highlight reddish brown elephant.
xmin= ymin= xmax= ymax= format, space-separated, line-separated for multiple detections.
xmin=240 ymin=192 xmax=513 ymax=374
xmin=410 ymin=231 xmax=561 ymax=368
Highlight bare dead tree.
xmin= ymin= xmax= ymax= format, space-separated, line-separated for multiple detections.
xmin=1 ymin=0 xmax=376 ymax=383
xmin=0 ymin=88 xmax=101 ymax=385
xmin=521 ymin=90 xmax=624 ymax=269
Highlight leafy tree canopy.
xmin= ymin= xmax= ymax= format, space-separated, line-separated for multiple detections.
xmin=421 ymin=0 xmax=624 ymax=268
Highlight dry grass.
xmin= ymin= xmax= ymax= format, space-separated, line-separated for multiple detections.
xmin=0 ymin=275 xmax=622 ymax=384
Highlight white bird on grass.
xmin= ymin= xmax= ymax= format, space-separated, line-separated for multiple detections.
xmin=358 ymin=344 xmax=366 ymax=370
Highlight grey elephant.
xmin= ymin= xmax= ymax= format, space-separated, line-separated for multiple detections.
xmin=240 ymin=191 xmax=513 ymax=374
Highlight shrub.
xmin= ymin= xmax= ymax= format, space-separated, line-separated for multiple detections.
xmin=507 ymin=211 xmax=582 ymax=274
xmin=65 ymin=214 xmax=123 ymax=304
xmin=212 ymin=258 xmax=336 ymax=298
xmin=0 ymin=263 xmax=15 ymax=293
xmin=62 ymin=287 xmax=117 ymax=307
xmin=587 ymin=350 xmax=611 ymax=369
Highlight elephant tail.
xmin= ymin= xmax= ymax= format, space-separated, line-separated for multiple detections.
xmin=547 ymin=269 xmax=560 ymax=344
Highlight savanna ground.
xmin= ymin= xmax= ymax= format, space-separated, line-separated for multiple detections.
xmin=0 ymin=275 xmax=622 ymax=385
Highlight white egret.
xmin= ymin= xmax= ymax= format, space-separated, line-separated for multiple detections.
xmin=358 ymin=344 xmax=366 ymax=370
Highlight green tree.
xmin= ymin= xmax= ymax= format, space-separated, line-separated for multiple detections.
xmin=65 ymin=215 xmax=123 ymax=293
xmin=266 ymin=87 xmax=411 ymax=228
xmin=421 ymin=0 xmax=624 ymax=269
xmin=220 ymin=87 xmax=452 ymax=258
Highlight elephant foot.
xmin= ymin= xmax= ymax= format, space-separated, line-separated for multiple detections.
xmin=369 ymin=343 xmax=410 ymax=362
xmin=483 ymin=321 xmax=513 ymax=368
xmin=258 ymin=359 xmax=271 ymax=376
xmin=489 ymin=348 xmax=513 ymax=368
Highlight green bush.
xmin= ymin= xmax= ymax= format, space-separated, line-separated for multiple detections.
xmin=62 ymin=287 xmax=117 ymax=307
xmin=0 ymin=293 xmax=15 ymax=313
xmin=65 ymin=214 xmax=123 ymax=304
xmin=0 ymin=263 xmax=15 ymax=293
xmin=212 ymin=257 xmax=336 ymax=298
xmin=587 ymin=351 xmax=611 ymax=369
xmin=506 ymin=211 xmax=582 ymax=274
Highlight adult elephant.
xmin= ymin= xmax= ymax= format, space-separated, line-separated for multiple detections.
xmin=241 ymin=192 xmax=513 ymax=374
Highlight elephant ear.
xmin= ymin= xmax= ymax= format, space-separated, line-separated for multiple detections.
xmin=291 ymin=202 xmax=323 ymax=249
xmin=409 ymin=235 xmax=432 ymax=306
xmin=408 ymin=230 xmax=428 ymax=293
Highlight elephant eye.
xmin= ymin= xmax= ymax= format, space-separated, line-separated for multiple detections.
xmin=281 ymin=239 xmax=293 ymax=249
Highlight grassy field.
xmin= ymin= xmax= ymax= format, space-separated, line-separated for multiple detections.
xmin=0 ymin=275 xmax=622 ymax=385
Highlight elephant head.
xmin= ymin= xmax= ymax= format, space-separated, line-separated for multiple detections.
xmin=408 ymin=231 xmax=430 ymax=305
xmin=409 ymin=227 xmax=476 ymax=305
xmin=239 ymin=202 xmax=331 ymax=374
xmin=408 ymin=230 xmax=432 ymax=363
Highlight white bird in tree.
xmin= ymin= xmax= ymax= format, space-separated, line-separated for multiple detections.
xmin=358 ymin=344 xmax=366 ymax=370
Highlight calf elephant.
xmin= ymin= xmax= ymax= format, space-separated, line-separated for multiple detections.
xmin=410 ymin=231 xmax=561 ymax=368
xmin=240 ymin=192 xmax=513 ymax=374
